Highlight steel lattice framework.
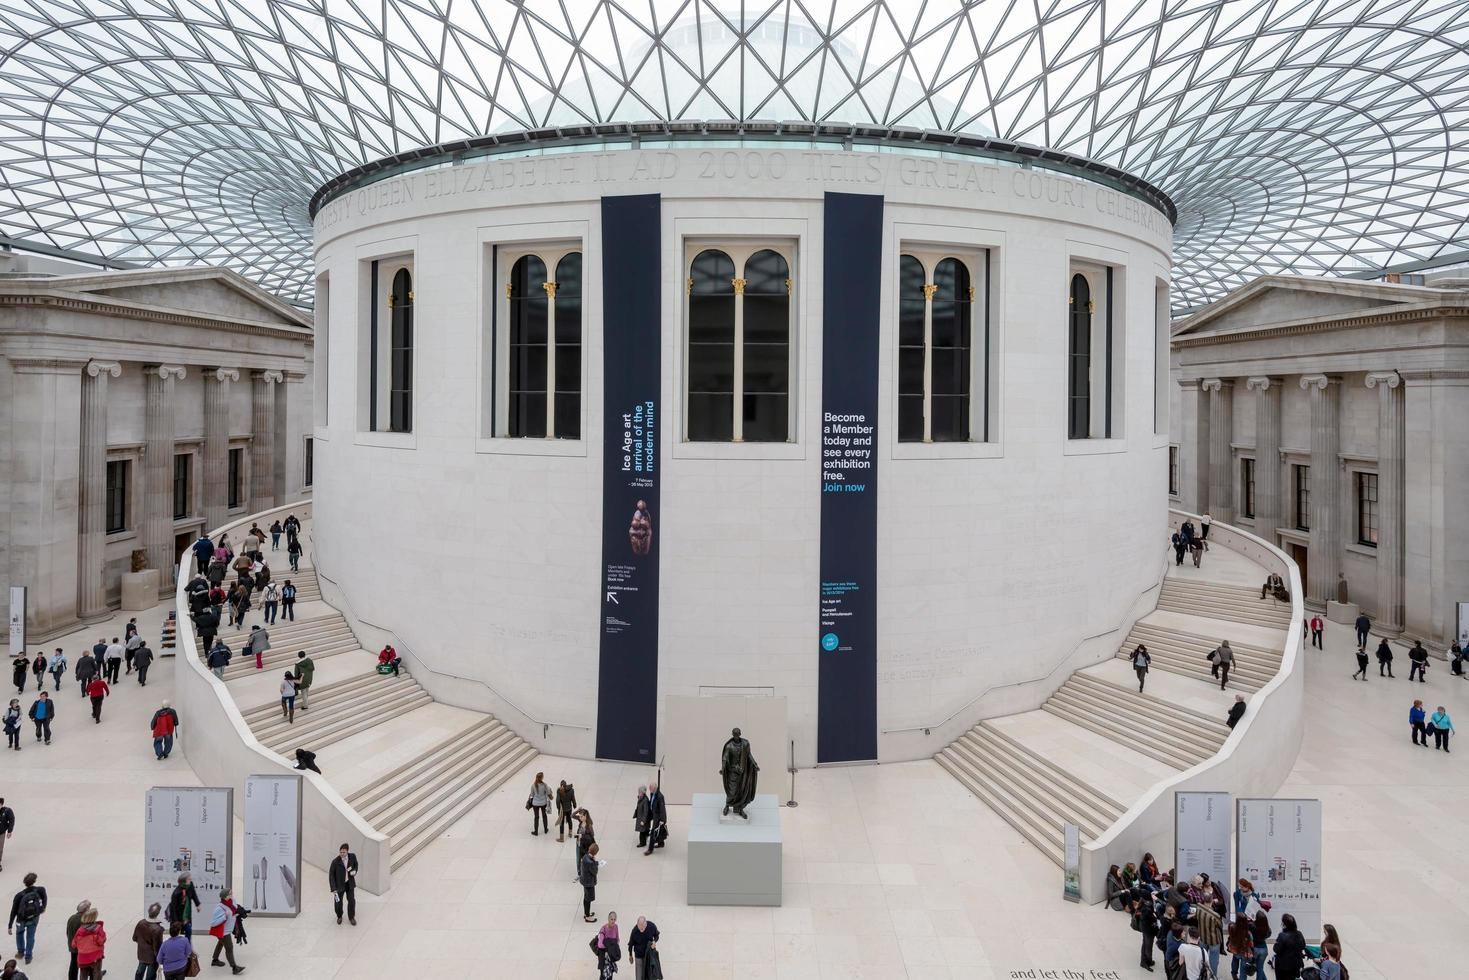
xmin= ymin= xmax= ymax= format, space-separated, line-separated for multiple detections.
xmin=1 ymin=0 xmax=1467 ymax=310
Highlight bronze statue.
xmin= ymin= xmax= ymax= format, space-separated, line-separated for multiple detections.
xmin=719 ymin=727 xmax=759 ymax=818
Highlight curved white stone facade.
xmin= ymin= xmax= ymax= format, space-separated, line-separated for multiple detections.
xmin=311 ymin=145 xmax=1173 ymax=764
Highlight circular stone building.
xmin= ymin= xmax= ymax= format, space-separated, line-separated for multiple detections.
xmin=309 ymin=125 xmax=1175 ymax=767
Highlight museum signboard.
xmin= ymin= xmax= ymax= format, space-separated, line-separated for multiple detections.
xmin=143 ymin=786 xmax=232 ymax=916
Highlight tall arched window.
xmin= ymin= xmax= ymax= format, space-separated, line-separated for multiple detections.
xmin=741 ymin=249 xmax=790 ymax=442
xmin=508 ymin=255 xmax=549 ymax=438
xmin=1068 ymin=272 xmax=1092 ymax=440
xmin=897 ymin=251 xmax=981 ymax=443
xmin=501 ymin=250 xmax=582 ymax=439
xmin=687 ymin=249 xmax=736 ymax=441
xmin=388 ymin=267 xmax=413 ymax=432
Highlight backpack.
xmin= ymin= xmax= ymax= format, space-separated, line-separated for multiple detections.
xmin=17 ymin=888 xmax=43 ymax=922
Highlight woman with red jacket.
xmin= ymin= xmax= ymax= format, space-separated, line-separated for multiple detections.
xmin=207 ymin=889 xmax=245 ymax=975
xmin=70 ymin=907 xmax=106 ymax=980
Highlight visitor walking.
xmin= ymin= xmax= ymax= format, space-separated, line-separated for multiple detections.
xmin=1227 ymin=695 xmax=1247 ymax=730
xmin=1376 ymin=638 xmax=1394 ymax=677
xmin=74 ymin=652 xmax=96 ymax=699
xmin=1354 ymin=613 xmax=1371 ymax=650
xmin=1200 ymin=512 xmax=1212 ymax=540
xmin=86 ymin=675 xmax=110 ymax=723
xmin=279 ymin=672 xmax=296 ymax=724
xmin=133 ymin=642 xmax=154 ymax=686
xmin=7 ymin=874 xmax=47 ymax=965
xmin=46 ymin=651 xmax=65 ymax=692
xmin=1131 ymin=644 xmax=1151 ymax=692
xmin=328 ymin=844 xmax=357 ymax=926
xmin=629 ymin=916 xmax=660 ymax=980
xmin=269 ymin=520 xmax=282 ymax=551
xmin=556 ymin=781 xmax=577 ymax=842
xmin=593 ymin=912 xmax=619 ymax=978
xmin=294 ymin=652 xmax=313 ymax=710
xmin=1430 ymin=705 xmax=1454 ymax=752
xmin=207 ymin=641 xmax=231 ymax=680
xmin=287 ymin=536 xmax=302 ymax=572
xmin=1352 ymin=644 xmax=1369 ymax=681
xmin=244 ymin=626 xmax=270 ymax=671
xmin=1309 ymin=615 xmax=1324 ymax=649
xmin=28 ymin=655 xmax=44 ymax=692
xmin=1171 ymin=531 xmax=1186 ymax=566
xmin=166 ymin=874 xmax=200 ymax=939
xmin=206 ymin=889 xmax=245 ymax=974
xmin=105 ymin=637 xmax=124 ymax=684
xmin=194 ymin=607 xmax=219 ymax=653
xmin=579 ymin=843 xmax=600 ymax=922
xmin=125 ymin=631 xmax=143 ymax=675
xmin=279 ymin=581 xmax=296 ymax=622
xmin=3 ymin=702 xmax=19 ymax=753
xmin=151 ymin=702 xmax=180 ymax=760
xmin=1408 ymin=640 xmax=1429 ymax=682
xmin=1189 ymin=537 xmax=1205 ymax=568
xmin=70 ymin=907 xmax=106 ymax=980
xmin=9 ymin=655 xmax=26 ymax=695
xmin=529 ymin=772 xmax=551 ymax=836
xmin=633 ymin=785 xmax=650 ymax=848
xmin=0 ymin=801 xmax=12 ymax=872
xmin=644 ymin=782 xmax=667 ymax=855
xmin=1211 ymin=641 xmax=1234 ymax=689
xmin=1410 ymin=700 xmax=1428 ymax=746
xmin=132 ymin=903 xmax=164 ymax=980
xmin=156 ymin=922 xmax=192 ymax=980
xmin=26 ymin=694 xmax=53 ymax=745
xmin=261 ymin=583 xmax=279 ymax=625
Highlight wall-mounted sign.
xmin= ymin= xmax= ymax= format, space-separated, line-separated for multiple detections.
xmin=144 ymin=787 xmax=232 ymax=916
xmin=244 ymin=774 xmax=302 ymax=917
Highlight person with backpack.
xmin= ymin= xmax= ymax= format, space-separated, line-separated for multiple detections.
xmin=70 ymin=906 xmax=105 ymax=980
xmin=3 ymin=701 xmax=19 ymax=753
xmin=261 ymin=582 xmax=279 ymax=625
xmin=279 ymin=581 xmax=297 ymax=622
xmin=6 ymin=874 xmax=47 ymax=964
xmin=166 ymin=874 xmax=200 ymax=939
xmin=207 ymin=641 xmax=231 ymax=680
xmin=206 ymin=889 xmax=245 ymax=974
xmin=1178 ymin=925 xmax=1207 ymax=979
xmin=1 ymin=956 xmax=28 ymax=979
xmin=293 ymin=652 xmax=314 ymax=711
xmin=26 ymin=694 xmax=53 ymax=745
xmin=150 ymin=702 xmax=180 ymax=760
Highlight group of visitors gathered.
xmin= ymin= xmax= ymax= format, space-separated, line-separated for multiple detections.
xmin=1337 ymin=610 xmax=1458 ymax=753
xmin=523 ymin=773 xmax=664 ymax=979
xmin=1169 ymin=514 xmax=1213 ymax=568
xmin=1108 ymin=857 xmax=1348 ymax=979
xmin=185 ymin=516 xmax=301 ymax=640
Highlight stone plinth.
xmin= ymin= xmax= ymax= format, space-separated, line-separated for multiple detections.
xmin=1326 ymin=600 xmax=1359 ymax=625
xmin=120 ymin=569 xmax=161 ymax=610
xmin=687 ymin=793 xmax=782 ymax=906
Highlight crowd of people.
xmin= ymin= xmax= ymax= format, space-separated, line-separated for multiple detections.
xmin=1107 ymin=858 xmax=1347 ymax=979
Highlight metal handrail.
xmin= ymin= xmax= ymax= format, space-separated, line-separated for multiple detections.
xmin=309 ymin=556 xmax=589 ymax=739
xmin=882 ymin=560 xmax=1169 ymax=736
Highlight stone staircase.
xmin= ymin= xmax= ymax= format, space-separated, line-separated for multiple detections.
xmin=935 ymin=560 xmax=1289 ymax=867
xmin=345 ymin=715 xmax=538 ymax=871
xmin=239 ymin=671 xmax=433 ymax=753
xmin=213 ymin=612 xmax=360 ymax=680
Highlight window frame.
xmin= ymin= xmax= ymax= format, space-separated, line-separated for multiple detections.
xmin=303 ymin=436 xmax=314 ymax=488
xmin=227 ymin=445 xmax=247 ymax=511
xmin=1066 ymin=256 xmax=1126 ymax=444
xmin=172 ymin=451 xmax=192 ymax=521
xmin=355 ymin=242 xmax=417 ymax=447
xmin=492 ymin=241 xmax=584 ymax=440
xmin=1241 ymin=456 xmax=1256 ymax=520
xmin=896 ymin=247 xmax=992 ymax=444
xmin=680 ymin=239 xmax=797 ymax=444
xmin=105 ymin=458 xmax=130 ymax=534
xmin=1169 ymin=445 xmax=1180 ymax=496
xmin=1293 ymin=464 xmax=1311 ymax=531
xmin=1356 ymin=470 xmax=1379 ymax=547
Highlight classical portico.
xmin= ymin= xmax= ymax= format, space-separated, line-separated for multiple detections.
xmin=0 ymin=267 xmax=314 ymax=640
xmin=1171 ymin=275 xmax=1469 ymax=645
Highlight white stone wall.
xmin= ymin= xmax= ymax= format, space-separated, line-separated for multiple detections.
xmin=313 ymin=147 xmax=1172 ymax=763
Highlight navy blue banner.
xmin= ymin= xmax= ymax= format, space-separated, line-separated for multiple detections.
xmin=595 ymin=194 xmax=662 ymax=763
xmin=817 ymin=192 xmax=883 ymax=764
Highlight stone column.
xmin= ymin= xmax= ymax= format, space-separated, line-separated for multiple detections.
xmin=1201 ymin=378 xmax=1235 ymax=522
xmin=144 ymin=365 xmax=187 ymax=583
xmin=1178 ymin=379 xmax=1209 ymax=513
xmin=251 ymin=370 xmax=284 ymax=511
xmin=1246 ymin=377 xmax=1282 ymax=543
xmin=1366 ymin=371 xmax=1405 ymax=631
xmin=273 ymin=373 xmax=303 ymax=503
xmin=203 ymin=368 xmax=239 ymax=531
xmin=77 ymin=360 xmax=121 ymax=620
xmin=1300 ymin=374 xmax=1341 ymax=603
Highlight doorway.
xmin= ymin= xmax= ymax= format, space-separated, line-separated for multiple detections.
xmin=1288 ymin=543 xmax=1308 ymax=593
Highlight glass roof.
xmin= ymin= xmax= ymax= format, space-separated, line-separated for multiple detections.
xmin=1 ymin=0 xmax=1466 ymax=311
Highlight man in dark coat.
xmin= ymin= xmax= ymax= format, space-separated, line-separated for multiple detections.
xmin=719 ymin=728 xmax=759 ymax=818
xmin=74 ymin=652 xmax=96 ymax=698
xmin=1226 ymin=695 xmax=1247 ymax=730
xmin=643 ymin=782 xmax=667 ymax=855
xmin=328 ymin=844 xmax=357 ymax=925
xmin=191 ymin=534 xmax=214 ymax=573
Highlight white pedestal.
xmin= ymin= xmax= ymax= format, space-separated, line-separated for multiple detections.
xmin=120 ymin=569 xmax=160 ymax=610
xmin=687 ymin=793 xmax=782 ymax=906
xmin=1326 ymin=600 xmax=1359 ymax=625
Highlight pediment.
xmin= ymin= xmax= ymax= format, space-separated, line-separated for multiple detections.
xmin=1172 ymin=275 xmax=1456 ymax=338
xmin=42 ymin=267 xmax=311 ymax=329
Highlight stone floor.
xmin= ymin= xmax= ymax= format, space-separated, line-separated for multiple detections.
xmin=0 ymin=576 xmax=1463 ymax=978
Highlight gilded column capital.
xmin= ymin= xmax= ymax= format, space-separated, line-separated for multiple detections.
xmin=921 ymin=283 xmax=939 ymax=300
xmin=1364 ymin=370 xmax=1401 ymax=390
xmin=731 ymin=277 xmax=748 ymax=296
xmin=84 ymin=360 xmax=121 ymax=378
xmin=1298 ymin=373 xmax=1339 ymax=391
xmin=1244 ymin=376 xmax=1279 ymax=392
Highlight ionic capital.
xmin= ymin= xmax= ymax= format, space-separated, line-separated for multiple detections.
xmin=85 ymin=360 xmax=121 ymax=379
xmin=1299 ymin=374 xmax=1339 ymax=391
xmin=1245 ymin=376 xmax=1278 ymax=392
xmin=253 ymin=369 xmax=285 ymax=385
xmin=1364 ymin=371 xmax=1401 ymax=390
xmin=149 ymin=364 xmax=187 ymax=381
xmin=1200 ymin=377 xmax=1233 ymax=393
xmin=210 ymin=367 xmax=241 ymax=384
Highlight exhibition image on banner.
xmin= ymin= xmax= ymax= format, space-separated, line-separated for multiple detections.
xmin=1062 ymin=822 xmax=1081 ymax=902
xmin=144 ymin=787 xmax=233 ymax=916
xmin=1175 ymin=791 xmax=1231 ymax=887
xmin=1237 ymin=798 xmax=1323 ymax=937
xmin=244 ymin=774 xmax=303 ymax=917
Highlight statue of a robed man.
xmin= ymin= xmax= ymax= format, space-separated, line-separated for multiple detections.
xmin=719 ymin=727 xmax=759 ymax=818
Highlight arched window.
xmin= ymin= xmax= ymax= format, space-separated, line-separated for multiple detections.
xmin=508 ymin=255 xmax=549 ymax=438
xmin=687 ymin=249 xmax=736 ymax=441
xmin=388 ymin=267 xmax=413 ymax=432
xmin=741 ymin=249 xmax=790 ymax=442
xmin=897 ymin=252 xmax=980 ymax=443
xmin=501 ymin=250 xmax=582 ymax=439
xmin=1068 ymin=272 xmax=1092 ymax=440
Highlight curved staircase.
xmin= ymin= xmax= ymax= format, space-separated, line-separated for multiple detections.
xmin=935 ymin=549 xmax=1290 ymax=864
